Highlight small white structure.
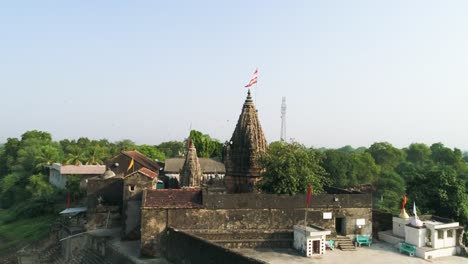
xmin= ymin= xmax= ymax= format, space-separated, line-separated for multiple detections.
xmin=294 ymin=225 xmax=331 ymax=257
xmin=379 ymin=203 xmax=464 ymax=259
xmin=49 ymin=163 xmax=106 ymax=189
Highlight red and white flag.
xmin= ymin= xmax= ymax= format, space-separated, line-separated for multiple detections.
xmin=245 ymin=68 xmax=258 ymax=88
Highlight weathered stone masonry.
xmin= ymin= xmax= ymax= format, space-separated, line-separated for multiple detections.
xmin=140 ymin=190 xmax=372 ymax=257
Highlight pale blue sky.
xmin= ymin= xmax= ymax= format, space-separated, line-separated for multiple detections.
xmin=1 ymin=1 xmax=468 ymax=149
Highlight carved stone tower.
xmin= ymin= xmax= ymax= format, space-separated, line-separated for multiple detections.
xmin=224 ymin=90 xmax=268 ymax=193
xmin=180 ymin=141 xmax=203 ymax=187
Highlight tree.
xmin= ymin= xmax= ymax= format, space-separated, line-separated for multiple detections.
xmin=406 ymin=143 xmax=431 ymax=166
xmin=374 ymin=171 xmax=406 ymax=213
xmin=113 ymin=139 xmax=137 ymax=153
xmin=26 ymin=174 xmax=56 ymax=201
xmin=257 ymin=141 xmax=329 ymax=195
xmin=322 ymin=150 xmax=354 ymax=187
xmin=351 ymin=152 xmax=380 ymax=184
xmin=189 ymin=130 xmax=223 ymax=159
xmin=0 ymin=138 xmax=20 ymax=175
xmin=136 ymin=145 xmax=166 ymax=161
xmin=65 ymin=145 xmax=86 ymax=165
xmin=35 ymin=145 xmax=63 ymax=171
xmin=157 ymin=141 xmax=185 ymax=158
xmin=367 ymin=142 xmax=404 ymax=171
xmin=430 ymin=143 xmax=462 ymax=166
xmin=321 ymin=151 xmax=379 ymax=188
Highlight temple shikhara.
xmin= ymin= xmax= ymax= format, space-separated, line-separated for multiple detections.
xmin=224 ymin=90 xmax=268 ymax=193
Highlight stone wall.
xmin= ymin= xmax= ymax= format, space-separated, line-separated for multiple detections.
xmin=141 ymin=193 xmax=372 ymax=257
xmin=165 ymin=227 xmax=266 ymax=264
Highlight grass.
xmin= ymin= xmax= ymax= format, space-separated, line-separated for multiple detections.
xmin=0 ymin=208 xmax=56 ymax=255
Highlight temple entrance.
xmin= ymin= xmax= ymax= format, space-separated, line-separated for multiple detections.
xmin=312 ymin=240 xmax=320 ymax=254
xmin=335 ymin=217 xmax=345 ymax=235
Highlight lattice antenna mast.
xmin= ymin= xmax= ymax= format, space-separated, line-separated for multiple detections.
xmin=280 ymin=97 xmax=287 ymax=141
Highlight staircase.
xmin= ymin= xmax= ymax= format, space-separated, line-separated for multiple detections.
xmin=334 ymin=236 xmax=356 ymax=251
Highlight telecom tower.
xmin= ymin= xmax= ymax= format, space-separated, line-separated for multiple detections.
xmin=280 ymin=97 xmax=287 ymax=141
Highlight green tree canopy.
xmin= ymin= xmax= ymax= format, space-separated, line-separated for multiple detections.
xmin=367 ymin=142 xmax=404 ymax=171
xmin=157 ymin=141 xmax=185 ymax=158
xmin=136 ymin=145 xmax=166 ymax=161
xmin=189 ymin=130 xmax=223 ymax=159
xmin=257 ymin=142 xmax=329 ymax=195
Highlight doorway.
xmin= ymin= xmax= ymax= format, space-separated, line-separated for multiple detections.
xmin=312 ymin=240 xmax=320 ymax=254
xmin=335 ymin=217 xmax=345 ymax=235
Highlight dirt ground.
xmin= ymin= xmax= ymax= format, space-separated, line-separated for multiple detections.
xmin=234 ymin=241 xmax=467 ymax=264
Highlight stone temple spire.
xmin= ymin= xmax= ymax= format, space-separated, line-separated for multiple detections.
xmin=224 ymin=89 xmax=268 ymax=193
xmin=180 ymin=141 xmax=203 ymax=187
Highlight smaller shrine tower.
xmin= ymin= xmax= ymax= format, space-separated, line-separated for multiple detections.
xmin=179 ymin=141 xmax=203 ymax=187
xmin=224 ymin=90 xmax=268 ymax=193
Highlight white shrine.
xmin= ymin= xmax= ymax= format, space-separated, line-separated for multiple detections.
xmin=293 ymin=225 xmax=331 ymax=257
xmin=379 ymin=196 xmax=464 ymax=259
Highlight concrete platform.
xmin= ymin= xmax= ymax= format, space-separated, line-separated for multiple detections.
xmin=234 ymin=240 xmax=467 ymax=264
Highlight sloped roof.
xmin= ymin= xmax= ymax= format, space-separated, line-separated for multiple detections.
xmin=164 ymin=158 xmax=225 ymax=174
xmin=52 ymin=163 xmax=106 ymax=175
xmin=125 ymin=167 xmax=158 ymax=179
xmin=122 ymin=150 xmax=160 ymax=171
xmin=143 ymin=188 xmax=203 ymax=208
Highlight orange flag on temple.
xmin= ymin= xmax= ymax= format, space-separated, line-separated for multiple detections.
xmin=402 ymin=195 xmax=407 ymax=209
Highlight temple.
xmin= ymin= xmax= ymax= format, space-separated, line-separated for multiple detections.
xmin=224 ymin=90 xmax=268 ymax=193
xmin=179 ymin=141 xmax=203 ymax=187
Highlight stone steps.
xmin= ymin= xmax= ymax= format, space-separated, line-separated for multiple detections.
xmin=333 ymin=237 xmax=356 ymax=251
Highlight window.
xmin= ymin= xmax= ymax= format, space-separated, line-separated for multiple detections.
xmin=128 ymin=185 xmax=136 ymax=192
xmin=447 ymin=230 xmax=453 ymax=238
xmin=437 ymin=230 xmax=444 ymax=239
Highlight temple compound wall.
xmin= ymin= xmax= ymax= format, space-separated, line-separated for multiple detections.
xmin=140 ymin=190 xmax=372 ymax=257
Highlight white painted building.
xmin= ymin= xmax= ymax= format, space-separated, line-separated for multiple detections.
xmin=49 ymin=163 xmax=106 ymax=189
xmin=380 ymin=215 xmax=464 ymax=259
xmin=294 ymin=225 xmax=331 ymax=256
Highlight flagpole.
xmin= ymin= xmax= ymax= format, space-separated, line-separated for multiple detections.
xmin=304 ymin=202 xmax=308 ymax=227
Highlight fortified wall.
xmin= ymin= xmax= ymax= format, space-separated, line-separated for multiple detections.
xmin=140 ymin=189 xmax=372 ymax=257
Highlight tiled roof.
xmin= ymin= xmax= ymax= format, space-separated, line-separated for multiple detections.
xmin=52 ymin=163 xmax=106 ymax=175
xmin=125 ymin=167 xmax=158 ymax=179
xmin=164 ymin=158 xmax=225 ymax=174
xmin=122 ymin=150 xmax=160 ymax=171
xmin=143 ymin=188 xmax=203 ymax=209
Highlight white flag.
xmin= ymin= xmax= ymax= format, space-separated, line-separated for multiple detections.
xmin=413 ymin=202 xmax=418 ymax=219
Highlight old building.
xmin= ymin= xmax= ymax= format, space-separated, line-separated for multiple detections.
xmin=106 ymin=150 xmax=161 ymax=178
xmin=179 ymin=142 xmax=203 ymax=187
xmin=87 ymin=151 xmax=161 ymax=230
xmin=122 ymin=167 xmax=158 ymax=239
xmin=164 ymin=157 xmax=225 ymax=184
xmin=224 ymin=90 xmax=268 ymax=193
xmin=140 ymin=189 xmax=373 ymax=257
xmin=48 ymin=163 xmax=106 ymax=189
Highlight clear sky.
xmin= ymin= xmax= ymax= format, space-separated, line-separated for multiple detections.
xmin=1 ymin=1 xmax=468 ymax=149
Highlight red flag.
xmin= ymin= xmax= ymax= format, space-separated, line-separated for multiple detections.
xmin=67 ymin=192 xmax=71 ymax=208
xmin=245 ymin=69 xmax=258 ymax=88
xmin=306 ymin=185 xmax=312 ymax=206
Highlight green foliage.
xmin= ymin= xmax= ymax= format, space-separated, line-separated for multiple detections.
xmin=374 ymin=171 xmax=406 ymax=213
xmin=367 ymin=142 xmax=404 ymax=171
xmin=157 ymin=141 xmax=185 ymax=158
xmin=26 ymin=174 xmax=57 ymax=201
xmin=189 ymin=130 xmax=223 ymax=159
xmin=0 ymin=209 xmax=55 ymax=254
xmin=257 ymin=142 xmax=329 ymax=195
xmin=136 ymin=145 xmax=166 ymax=161
xmin=322 ymin=150 xmax=379 ymax=187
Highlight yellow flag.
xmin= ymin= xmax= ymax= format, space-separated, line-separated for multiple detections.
xmin=127 ymin=158 xmax=134 ymax=172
